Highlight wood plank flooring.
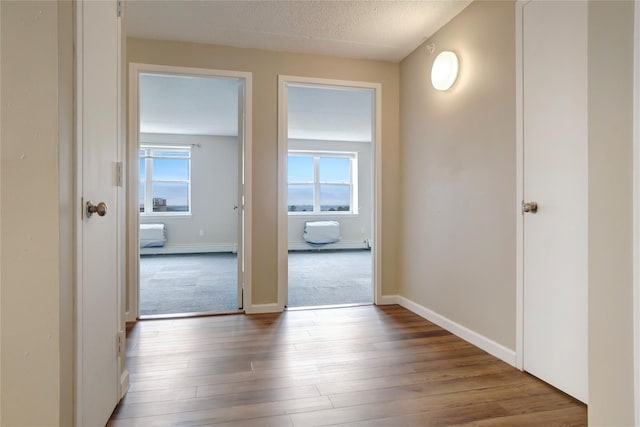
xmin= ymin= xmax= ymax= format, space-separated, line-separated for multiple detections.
xmin=108 ymin=305 xmax=586 ymax=427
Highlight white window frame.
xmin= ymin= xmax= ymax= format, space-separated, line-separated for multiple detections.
xmin=287 ymin=150 xmax=358 ymax=215
xmin=139 ymin=144 xmax=192 ymax=217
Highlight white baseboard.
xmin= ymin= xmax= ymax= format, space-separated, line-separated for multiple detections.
xmin=384 ymin=295 xmax=516 ymax=367
xmin=245 ymin=303 xmax=283 ymax=315
xmin=125 ymin=309 xmax=137 ymax=323
xmin=288 ymin=240 xmax=369 ymax=251
xmin=377 ymin=295 xmax=400 ymax=305
xmin=140 ymin=243 xmax=237 ymax=255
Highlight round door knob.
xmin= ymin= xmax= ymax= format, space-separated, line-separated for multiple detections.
xmin=522 ymin=201 xmax=538 ymax=214
xmin=86 ymin=201 xmax=108 ymax=218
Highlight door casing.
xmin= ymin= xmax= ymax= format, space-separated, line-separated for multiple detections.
xmin=127 ymin=63 xmax=253 ymax=320
xmin=633 ymin=1 xmax=640 ymax=423
xmin=276 ymin=75 xmax=382 ymax=311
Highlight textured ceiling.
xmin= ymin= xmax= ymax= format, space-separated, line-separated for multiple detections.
xmin=126 ymin=0 xmax=472 ymax=62
xmin=139 ymin=74 xmax=374 ymax=141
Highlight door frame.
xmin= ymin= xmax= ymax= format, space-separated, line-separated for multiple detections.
xmin=127 ymin=63 xmax=253 ymax=320
xmin=633 ymin=1 xmax=640 ymax=423
xmin=514 ymin=0 xmax=527 ymax=371
xmin=276 ymin=75 xmax=382 ymax=310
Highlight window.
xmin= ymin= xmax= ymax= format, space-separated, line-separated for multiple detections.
xmin=288 ymin=151 xmax=358 ymax=214
xmin=139 ymin=145 xmax=191 ymax=215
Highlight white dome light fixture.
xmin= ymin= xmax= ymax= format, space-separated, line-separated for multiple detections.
xmin=431 ymin=51 xmax=459 ymax=91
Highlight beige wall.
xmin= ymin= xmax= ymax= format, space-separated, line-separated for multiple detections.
xmin=0 ymin=1 xmax=72 ymax=425
xmin=587 ymin=1 xmax=636 ymax=425
xmin=57 ymin=1 xmax=74 ymax=425
xmin=399 ymin=1 xmax=516 ymax=349
xmin=127 ymin=38 xmax=400 ymax=304
xmin=0 ymin=1 xmax=3 ymax=421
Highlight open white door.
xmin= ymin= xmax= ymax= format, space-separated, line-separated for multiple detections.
xmin=521 ymin=0 xmax=588 ymax=403
xmin=76 ymin=0 xmax=123 ymax=424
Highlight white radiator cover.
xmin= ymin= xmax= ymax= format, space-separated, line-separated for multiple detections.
xmin=139 ymin=223 xmax=167 ymax=248
xmin=303 ymin=221 xmax=341 ymax=245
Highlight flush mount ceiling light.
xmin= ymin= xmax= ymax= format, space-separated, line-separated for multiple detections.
xmin=431 ymin=51 xmax=459 ymax=91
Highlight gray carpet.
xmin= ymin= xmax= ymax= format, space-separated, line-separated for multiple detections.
xmin=139 ymin=253 xmax=239 ymax=316
xmin=139 ymin=250 xmax=372 ymax=316
xmin=287 ymin=250 xmax=372 ymax=307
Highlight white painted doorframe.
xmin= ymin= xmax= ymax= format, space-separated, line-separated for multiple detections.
xmin=515 ymin=0 xmax=527 ymax=372
xmin=127 ymin=63 xmax=253 ymax=320
xmin=276 ymin=75 xmax=382 ymax=310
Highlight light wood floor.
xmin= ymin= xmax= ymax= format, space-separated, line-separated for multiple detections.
xmin=108 ymin=305 xmax=587 ymax=427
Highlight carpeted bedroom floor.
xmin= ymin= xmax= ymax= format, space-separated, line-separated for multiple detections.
xmin=139 ymin=250 xmax=372 ymax=316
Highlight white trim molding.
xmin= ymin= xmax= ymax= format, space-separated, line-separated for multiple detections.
xmin=119 ymin=370 xmax=129 ymax=400
xmin=388 ymin=295 xmax=517 ymax=367
xmin=277 ymin=75 xmax=382 ymax=309
xmin=287 ymin=241 xmax=369 ymax=251
xmin=633 ymin=1 xmax=640 ymax=423
xmin=376 ymin=295 xmax=400 ymax=305
xmin=128 ymin=63 xmax=253 ymax=321
xmin=515 ymin=0 xmax=527 ymax=372
xmin=140 ymin=243 xmax=238 ymax=256
xmin=245 ymin=303 xmax=282 ymax=315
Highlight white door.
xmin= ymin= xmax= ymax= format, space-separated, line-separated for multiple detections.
xmin=522 ymin=0 xmax=588 ymax=403
xmin=76 ymin=0 xmax=122 ymax=424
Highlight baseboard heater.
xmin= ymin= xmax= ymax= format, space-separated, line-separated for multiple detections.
xmin=303 ymin=221 xmax=341 ymax=246
xmin=139 ymin=223 xmax=167 ymax=248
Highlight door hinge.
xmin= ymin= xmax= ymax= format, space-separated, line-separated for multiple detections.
xmin=117 ymin=330 xmax=125 ymax=357
xmin=116 ymin=161 xmax=123 ymax=187
xmin=117 ymin=0 xmax=123 ymax=18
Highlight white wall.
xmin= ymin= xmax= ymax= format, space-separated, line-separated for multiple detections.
xmin=139 ymin=133 xmax=239 ymax=253
xmin=287 ymin=138 xmax=372 ymax=250
xmin=399 ymin=1 xmax=516 ymax=349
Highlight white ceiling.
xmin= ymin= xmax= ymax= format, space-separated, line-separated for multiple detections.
xmin=139 ymin=73 xmax=240 ymax=136
xmin=287 ymin=85 xmax=373 ymax=142
xmin=139 ymin=74 xmax=374 ymax=141
xmin=126 ymin=1 xmax=472 ymax=63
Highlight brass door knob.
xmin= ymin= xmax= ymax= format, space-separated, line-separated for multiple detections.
xmin=86 ymin=201 xmax=108 ymax=218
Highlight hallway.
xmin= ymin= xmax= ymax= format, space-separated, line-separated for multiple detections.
xmin=109 ymin=305 xmax=586 ymax=426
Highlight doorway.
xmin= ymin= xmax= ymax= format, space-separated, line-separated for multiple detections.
xmin=277 ymin=76 xmax=381 ymax=309
xmin=127 ymin=64 xmax=252 ymax=320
